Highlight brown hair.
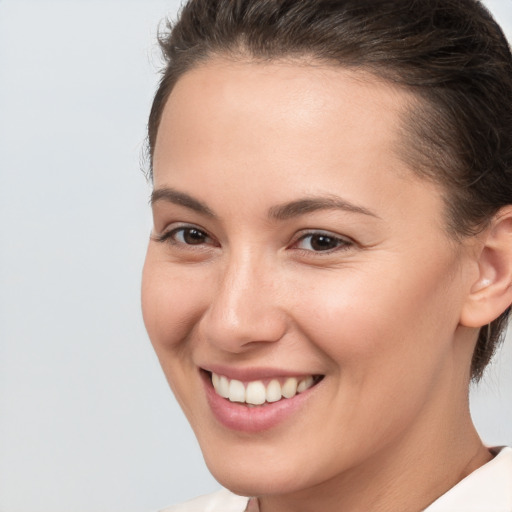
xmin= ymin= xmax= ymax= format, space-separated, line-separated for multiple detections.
xmin=147 ymin=0 xmax=512 ymax=380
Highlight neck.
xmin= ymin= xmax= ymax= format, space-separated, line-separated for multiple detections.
xmin=258 ymin=382 xmax=491 ymax=512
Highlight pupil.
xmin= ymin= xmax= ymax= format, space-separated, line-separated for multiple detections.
xmin=184 ymin=229 xmax=205 ymax=244
xmin=311 ymin=235 xmax=337 ymax=251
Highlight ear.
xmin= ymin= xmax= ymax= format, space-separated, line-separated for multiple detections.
xmin=460 ymin=206 xmax=512 ymax=328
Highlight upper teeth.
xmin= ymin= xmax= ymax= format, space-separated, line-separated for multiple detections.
xmin=211 ymin=373 xmax=315 ymax=405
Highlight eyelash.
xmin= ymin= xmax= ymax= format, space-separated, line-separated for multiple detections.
xmin=154 ymin=225 xmax=354 ymax=255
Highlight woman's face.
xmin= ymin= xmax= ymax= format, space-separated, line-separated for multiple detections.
xmin=142 ymin=59 xmax=477 ymax=496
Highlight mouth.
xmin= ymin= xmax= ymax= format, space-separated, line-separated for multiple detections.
xmin=200 ymin=368 xmax=325 ymax=432
xmin=207 ymin=371 xmax=324 ymax=406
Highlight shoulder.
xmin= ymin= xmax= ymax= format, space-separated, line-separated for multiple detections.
xmin=160 ymin=488 xmax=249 ymax=512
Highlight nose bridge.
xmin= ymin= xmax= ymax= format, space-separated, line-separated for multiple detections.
xmin=201 ymin=246 xmax=287 ymax=351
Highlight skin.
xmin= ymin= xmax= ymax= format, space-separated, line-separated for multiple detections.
xmin=142 ymin=59 xmax=493 ymax=512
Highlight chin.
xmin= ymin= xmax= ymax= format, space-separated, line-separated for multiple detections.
xmin=202 ymin=445 xmax=325 ymax=498
xmin=209 ymin=465 xmax=302 ymax=497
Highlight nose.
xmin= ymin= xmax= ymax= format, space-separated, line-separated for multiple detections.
xmin=198 ymin=250 xmax=288 ymax=353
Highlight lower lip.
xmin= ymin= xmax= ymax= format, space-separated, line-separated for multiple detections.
xmin=202 ymin=372 xmax=320 ymax=433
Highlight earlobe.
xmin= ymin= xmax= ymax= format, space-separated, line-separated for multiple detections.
xmin=460 ymin=206 xmax=512 ymax=328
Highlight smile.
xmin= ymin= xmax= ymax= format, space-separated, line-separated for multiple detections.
xmin=211 ymin=372 xmax=322 ymax=406
xmin=202 ymin=369 xmax=325 ymax=431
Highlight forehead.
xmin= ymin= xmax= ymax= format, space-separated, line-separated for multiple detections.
xmin=153 ymin=57 xmax=441 ymax=224
xmin=154 ymin=57 xmax=416 ymax=174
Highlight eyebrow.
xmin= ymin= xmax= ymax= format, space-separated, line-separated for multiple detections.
xmin=268 ymin=196 xmax=379 ymax=220
xmin=151 ymin=187 xmax=216 ymax=218
xmin=151 ymin=187 xmax=379 ymax=221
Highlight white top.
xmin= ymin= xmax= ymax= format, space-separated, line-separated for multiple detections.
xmin=161 ymin=446 xmax=512 ymax=512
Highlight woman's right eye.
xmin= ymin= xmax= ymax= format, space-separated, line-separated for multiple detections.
xmin=156 ymin=226 xmax=217 ymax=247
xmin=173 ymin=227 xmax=210 ymax=245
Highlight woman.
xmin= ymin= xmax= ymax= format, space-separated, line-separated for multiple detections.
xmin=141 ymin=0 xmax=512 ymax=510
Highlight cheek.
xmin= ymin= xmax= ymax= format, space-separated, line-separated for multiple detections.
xmin=291 ymin=256 xmax=463 ymax=382
xmin=282 ymin=266 xmax=461 ymax=457
xmin=141 ymin=252 xmax=208 ymax=354
xmin=141 ymin=253 xmax=212 ymax=419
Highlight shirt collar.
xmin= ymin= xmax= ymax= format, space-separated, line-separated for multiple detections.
xmin=423 ymin=446 xmax=512 ymax=512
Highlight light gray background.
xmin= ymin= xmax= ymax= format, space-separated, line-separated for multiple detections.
xmin=0 ymin=1 xmax=510 ymax=511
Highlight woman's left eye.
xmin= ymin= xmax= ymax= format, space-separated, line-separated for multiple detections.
xmin=292 ymin=232 xmax=352 ymax=252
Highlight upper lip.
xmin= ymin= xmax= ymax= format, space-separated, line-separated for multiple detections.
xmin=200 ymin=364 xmax=322 ymax=382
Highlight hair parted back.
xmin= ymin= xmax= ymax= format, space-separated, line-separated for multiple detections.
xmin=147 ymin=0 xmax=512 ymax=381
